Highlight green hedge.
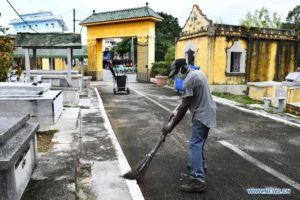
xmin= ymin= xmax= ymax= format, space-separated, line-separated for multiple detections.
xmin=150 ymin=61 xmax=171 ymax=77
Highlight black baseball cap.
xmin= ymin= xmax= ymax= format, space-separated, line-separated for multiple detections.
xmin=168 ymin=58 xmax=187 ymax=78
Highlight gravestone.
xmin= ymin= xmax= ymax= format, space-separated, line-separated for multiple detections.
xmin=0 ymin=113 xmax=39 ymax=200
xmin=0 ymin=82 xmax=63 ymax=129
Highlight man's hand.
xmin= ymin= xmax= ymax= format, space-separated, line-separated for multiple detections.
xmin=161 ymin=123 xmax=172 ymax=136
xmin=161 ymin=99 xmax=190 ymax=136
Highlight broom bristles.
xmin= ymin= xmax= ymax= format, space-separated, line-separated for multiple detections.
xmin=122 ymin=108 xmax=178 ymax=181
xmin=122 ymin=133 xmax=168 ymax=180
xmin=122 ymin=154 xmax=154 ymax=180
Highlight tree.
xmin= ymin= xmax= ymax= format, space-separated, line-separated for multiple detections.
xmin=113 ymin=38 xmax=131 ymax=58
xmin=282 ymin=5 xmax=300 ymax=35
xmin=282 ymin=5 xmax=300 ymax=65
xmin=240 ymin=7 xmax=282 ymax=29
xmin=164 ymin=45 xmax=175 ymax=64
xmin=0 ymin=36 xmax=14 ymax=81
xmin=0 ymin=26 xmax=9 ymax=34
xmin=155 ymin=12 xmax=181 ymax=61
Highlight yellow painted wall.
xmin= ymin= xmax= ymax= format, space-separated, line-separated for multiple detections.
xmin=87 ymin=20 xmax=155 ymax=39
xmin=54 ymin=58 xmax=67 ymax=70
xmin=248 ymin=85 xmax=275 ymax=101
xmin=249 ymin=41 xmax=272 ymax=81
xmin=267 ymin=42 xmax=277 ymax=81
xmin=287 ymin=87 xmax=300 ymax=103
xmin=137 ymin=37 xmax=149 ymax=81
xmin=248 ymin=84 xmax=300 ymax=105
xmin=249 ymin=40 xmax=296 ymax=82
xmin=176 ymin=37 xmax=209 ymax=78
xmin=212 ymin=37 xmax=246 ymax=85
xmin=85 ymin=20 xmax=157 ymax=81
xmin=87 ymin=40 xmax=97 ymax=72
xmin=176 ymin=36 xmax=297 ymax=85
xmin=279 ymin=42 xmax=296 ymax=81
xmin=198 ymin=38 xmax=209 ymax=76
xmin=182 ymin=5 xmax=210 ymax=34
xmin=42 ymin=58 xmax=49 ymax=70
xmin=176 ymin=37 xmax=246 ymax=84
xmin=96 ymin=39 xmax=103 ymax=79
xmin=175 ymin=41 xmax=185 ymax=59
xmin=41 ymin=58 xmax=67 ymax=70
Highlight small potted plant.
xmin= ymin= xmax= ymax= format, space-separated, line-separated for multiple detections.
xmin=151 ymin=61 xmax=170 ymax=87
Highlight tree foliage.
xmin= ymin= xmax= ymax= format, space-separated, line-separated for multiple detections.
xmin=282 ymin=5 xmax=300 ymax=65
xmin=240 ymin=7 xmax=282 ymax=29
xmin=0 ymin=37 xmax=14 ymax=81
xmin=113 ymin=38 xmax=131 ymax=58
xmin=164 ymin=45 xmax=175 ymax=64
xmin=150 ymin=61 xmax=170 ymax=77
xmin=282 ymin=5 xmax=300 ymax=35
xmin=0 ymin=26 xmax=8 ymax=34
xmin=155 ymin=12 xmax=181 ymax=61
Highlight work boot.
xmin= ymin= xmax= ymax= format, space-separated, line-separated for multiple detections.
xmin=186 ymin=163 xmax=207 ymax=172
xmin=179 ymin=179 xmax=206 ymax=193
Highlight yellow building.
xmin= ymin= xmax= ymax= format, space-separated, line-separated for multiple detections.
xmin=176 ymin=5 xmax=299 ymax=94
xmin=80 ymin=4 xmax=163 ymax=81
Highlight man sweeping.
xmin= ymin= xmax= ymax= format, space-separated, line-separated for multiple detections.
xmin=162 ymin=58 xmax=217 ymax=193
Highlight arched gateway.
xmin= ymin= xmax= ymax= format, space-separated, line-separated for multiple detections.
xmin=80 ymin=4 xmax=163 ymax=81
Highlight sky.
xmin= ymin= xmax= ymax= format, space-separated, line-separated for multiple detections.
xmin=0 ymin=0 xmax=299 ymax=44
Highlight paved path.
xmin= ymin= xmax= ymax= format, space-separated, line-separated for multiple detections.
xmin=77 ymin=87 xmax=143 ymax=200
xmin=22 ymin=108 xmax=80 ymax=200
xmin=22 ymin=87 xmax=143 ymax=200
xmin=103 ymin=69 xmax=137 ymax=82
xmin=96 ymin=82 xmax=300 ymax=200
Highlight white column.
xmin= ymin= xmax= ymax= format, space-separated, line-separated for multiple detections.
xmin=67 ymin=48 xmax=72 ymax=84
xmin=24 ymin=48 xmax=31 ymax=82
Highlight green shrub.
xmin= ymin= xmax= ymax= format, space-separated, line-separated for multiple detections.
xmin=165 ymin=45 xmax=175 ymax=64
xmin=150 ymin=61 xmax=170 ymax=77
xmin=0 ymin=36 xmax=14 ymax=81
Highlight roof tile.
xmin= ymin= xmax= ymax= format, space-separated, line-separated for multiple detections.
xmin=80 ymin=6 xmax=163 ymax=25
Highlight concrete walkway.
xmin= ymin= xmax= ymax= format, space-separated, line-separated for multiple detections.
xmin=22 ymin=87 xmax=143 ymax=200
xmin=22 ymin=107 xmax=80 ymax=200
xmin=76 ymin=87 xmax=143 ymax=200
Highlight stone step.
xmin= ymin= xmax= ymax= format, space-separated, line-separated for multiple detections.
xmin=0 ymin=122 xmax=39 ymax=170
xmin=0 ymin=113 xmax=30 ymax=144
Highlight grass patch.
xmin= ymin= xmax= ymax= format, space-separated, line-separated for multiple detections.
xmin=37 ymin=130 xmax=57 ymax=152
xmin=213 ymin=92 xmax=263 ymax=105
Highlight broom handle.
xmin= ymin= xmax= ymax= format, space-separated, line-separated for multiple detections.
xmin=151 ymin=134 xmax=167 ymax=153
xmin=147 ymin=104 xmax=180 ymax=157
xmin=108 ymin=64 xmax=116 ymax=78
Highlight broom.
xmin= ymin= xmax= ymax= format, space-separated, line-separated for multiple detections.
xmin=122 ymin=105 xmax=180 ymax=181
